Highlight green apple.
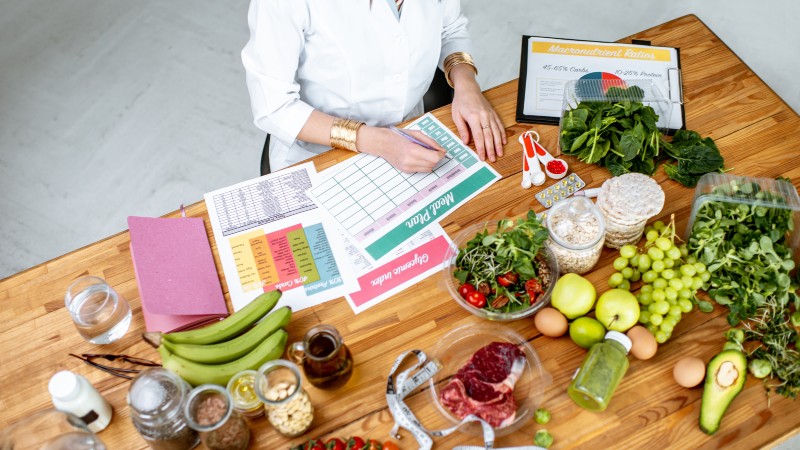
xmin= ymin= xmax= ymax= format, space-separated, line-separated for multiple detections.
xmin=569 ymin=317 xmax=606 ymax=349
xmin=551 ymin=273 xmax=596 ymax=319
xmin=595 ymin=289 xmax=640 ymax=332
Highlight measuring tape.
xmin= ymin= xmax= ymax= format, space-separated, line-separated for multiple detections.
xmin=385 ymin=350 xmax=546 ymax=450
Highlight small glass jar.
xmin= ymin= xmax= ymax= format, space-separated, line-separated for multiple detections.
xmin=567 ymin=331 xmax=632 ymax=412
xmin=128 ymin=368 xmax=199 ymax=450
xmin=255 ymin=360 xmax=314 ymax=437
xmin=546 ymin=196 xmax=605 ymax=274
xmin=184 ymin=384 xmax=250 ymax=450
xmin=227 ymin=370 xmax=265 ymax=420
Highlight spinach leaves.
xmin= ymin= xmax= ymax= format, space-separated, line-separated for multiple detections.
xmin=559 ymin=86 xmax=724 ymax=186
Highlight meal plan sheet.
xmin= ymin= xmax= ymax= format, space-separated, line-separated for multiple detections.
xmin=204 ymin=163 xmax=357 ymax=312
xmin=308 ymin=113 xmax=500 ymax=261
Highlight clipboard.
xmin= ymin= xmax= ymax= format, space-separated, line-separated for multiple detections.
xmin=515 ymin=35 xmax=685 ymax=134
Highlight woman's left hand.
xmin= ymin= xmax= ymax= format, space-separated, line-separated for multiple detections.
xmin=449 ymin=65 xmax=506 ymax=162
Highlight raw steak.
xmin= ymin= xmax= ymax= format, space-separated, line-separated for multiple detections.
xmin=438 ymin=342 xmax=526 ymax=428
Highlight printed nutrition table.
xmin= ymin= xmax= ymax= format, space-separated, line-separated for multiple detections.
xmin=211 ymin=169 xmax=316 ymax=236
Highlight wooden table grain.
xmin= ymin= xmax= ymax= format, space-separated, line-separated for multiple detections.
xmin=2 ymin=15 xmax=799 ymax=449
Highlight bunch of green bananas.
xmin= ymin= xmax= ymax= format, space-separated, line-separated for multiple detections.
xmin=148 ymin=290 xmax=291 ymax=386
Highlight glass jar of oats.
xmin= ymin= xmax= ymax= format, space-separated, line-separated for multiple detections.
xmin=546 ymin=197 xmax=605 ymax=274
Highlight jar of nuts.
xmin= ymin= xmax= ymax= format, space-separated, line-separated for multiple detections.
xmin=545 ymin=196 xmax=605 ymax=274
xmin=255 ymin=360 xmax=314 ymax=437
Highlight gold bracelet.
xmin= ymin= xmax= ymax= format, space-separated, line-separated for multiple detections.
xmin=330 ymin=117 xmax=365 ymax=152
xmin=443 ymin=52 xmax=478 ymax=88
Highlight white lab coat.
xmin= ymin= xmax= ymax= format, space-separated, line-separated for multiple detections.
xmin=241 ymin=0 xmax=473 ymax=170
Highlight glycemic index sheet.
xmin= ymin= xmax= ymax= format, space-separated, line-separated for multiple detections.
xmin=204 ymin=163 xmax=358 ymax=312
xmin=308 ymin=113 xmax=500 ymax=261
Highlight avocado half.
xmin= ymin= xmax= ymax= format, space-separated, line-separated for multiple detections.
xmin=699 ymin=349 xmax=748 ymax=435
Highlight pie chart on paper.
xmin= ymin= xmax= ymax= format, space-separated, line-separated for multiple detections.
xmin=579 ymin=71 xmax=626 ymax=94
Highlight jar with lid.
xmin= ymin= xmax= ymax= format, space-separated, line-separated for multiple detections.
xmin=567 ymin=331 xmax=632 ymax=412
xmin=184 ymin=384 xmax=250 ymax=450
xmin=545 ymin=196 xmax=605 ymax=274
xmin=255 ymin=360 xmax=314 ymax=437
xmin=128 ymin=368 xmax=199 ymax=450
xmin=227 ymin=370 xmax=264 ymax=419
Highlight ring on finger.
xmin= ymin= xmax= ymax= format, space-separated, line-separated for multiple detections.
xmin=481 ymin=124 xmax=490 ymax=129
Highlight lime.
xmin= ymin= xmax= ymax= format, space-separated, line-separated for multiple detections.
xmin=569 ymin=317 xmax=606 ymax=349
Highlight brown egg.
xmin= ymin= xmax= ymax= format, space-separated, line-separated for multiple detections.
xmin=626 ymin=326 xmax=658 ymax=360
xmin=673 ymin=357 xmax=706 ymax=388
xmin=534 ymin=307 xmax=568 ymax=337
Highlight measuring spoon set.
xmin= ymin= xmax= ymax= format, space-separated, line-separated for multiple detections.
xmin=519 ymin=130 xmax=569 ymax=189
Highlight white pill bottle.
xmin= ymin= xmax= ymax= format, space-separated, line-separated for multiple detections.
xmin=48 ymin=370 xmax=113 ymax=433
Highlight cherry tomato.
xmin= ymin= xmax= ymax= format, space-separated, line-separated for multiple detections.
xmin=497 ymin=271 xmax=518 ymax=287
xmin=382 ymin=441 xmax=400 ymax=450
xmin=457 ymin=283 xmax=476 ymax=298
xmin=347 ymin=437 xmax=366 ymax=450
xmin=365 ymin=440 xmax=383 ymax=450
xmin=465 ymin=291 xmax=487 ymax=308
xmin=327 ymin=438 xmax=346 ymax=450
xmin=303 ymin=440 xmax=325 ymax=450
xmin=525 ymin=278 xmax=543 ymax=303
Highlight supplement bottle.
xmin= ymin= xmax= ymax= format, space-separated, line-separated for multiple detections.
xmin=567 ymin=331 xmax=632 ymax=412
xmin=48 ymin=370 xmax=113 ymax=433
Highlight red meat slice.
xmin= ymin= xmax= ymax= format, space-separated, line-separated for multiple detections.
xmin=439 ymin=342 xmax=526 ymax=428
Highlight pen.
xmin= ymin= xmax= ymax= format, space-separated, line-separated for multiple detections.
xmin=389 ymin=126 xmax=448 ymax=157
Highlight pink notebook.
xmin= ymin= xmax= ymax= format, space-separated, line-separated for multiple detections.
xmin=128 ymin=216 xmax=229 ymax=333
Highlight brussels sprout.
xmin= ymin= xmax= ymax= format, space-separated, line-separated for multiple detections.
xmin=791 ymin=311 xmax=800 ymax=327
xmin=723 ymin=341 xmax=742 ymax=352
xmin=748 ymin=359 xmax=772 ymax=378
xmin=534 ymin=408 xmax=551 ymax=424
xmin=534 ymin=430 xmax=554 ymax=449
xmin=725 ymin=328 xmax=744 ymax=344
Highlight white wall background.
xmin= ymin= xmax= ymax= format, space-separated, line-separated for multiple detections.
xmin=1 ymin=0 xmax=798 ymax=282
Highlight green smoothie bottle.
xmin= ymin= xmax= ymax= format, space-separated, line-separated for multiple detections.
xmin=567 ymin=330 xmax=632 ymax=412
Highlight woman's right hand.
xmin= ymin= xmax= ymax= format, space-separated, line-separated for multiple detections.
xmin=356 ymin=126 xmax=447 ymax=173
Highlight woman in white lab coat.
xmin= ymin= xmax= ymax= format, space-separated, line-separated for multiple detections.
xmin=242 ymin=0 xmax=506 ymax=173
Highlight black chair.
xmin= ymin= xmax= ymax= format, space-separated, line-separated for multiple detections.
xmin=260 ymin=69 xmax=453 ymax=176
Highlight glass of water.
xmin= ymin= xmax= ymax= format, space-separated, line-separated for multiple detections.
xmin=65 ymin=276 xmax=131 ymax=344
xmin=0 ymin=409 xmax=106 ymax=450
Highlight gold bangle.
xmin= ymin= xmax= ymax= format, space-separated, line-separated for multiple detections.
xmin=330 ymin=118 xmax=365 ymax=152
xmin=443 ymin=52 xmax=477 ymax=88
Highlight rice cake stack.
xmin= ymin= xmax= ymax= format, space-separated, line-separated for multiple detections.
xmin=596 ymin=173 xmax=665 ymax=248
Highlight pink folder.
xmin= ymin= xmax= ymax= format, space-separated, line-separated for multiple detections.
xmin=128 ymin=216 xmax=229 ymax=333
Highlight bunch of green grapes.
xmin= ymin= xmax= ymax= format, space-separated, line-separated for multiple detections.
xmin=608 ymin=218 xmax=711 ymax=344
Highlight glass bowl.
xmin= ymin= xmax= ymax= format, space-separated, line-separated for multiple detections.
xmin=428 ymin=323 xmax=550 ymax=436
xmin=442 ymin=219 xmax=559 ymax=321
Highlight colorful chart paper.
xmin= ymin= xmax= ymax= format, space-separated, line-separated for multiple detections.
xmin=204 ymin=163 xmax=358 ymax=312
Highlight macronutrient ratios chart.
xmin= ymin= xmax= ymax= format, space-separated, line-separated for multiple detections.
xmin=310 ymin=114 xmax=500 ymax=261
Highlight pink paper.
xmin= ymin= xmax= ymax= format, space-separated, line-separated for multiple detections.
xmin=128 ymin=216 xmax=229 ymax=332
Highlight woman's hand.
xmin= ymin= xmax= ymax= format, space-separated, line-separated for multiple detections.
xmin=356 ymin=126 xmax=447 ymax=173
xmin=449 ymin=64 xmax=506 ymax=162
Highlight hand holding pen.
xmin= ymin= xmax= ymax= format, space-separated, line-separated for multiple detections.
xmin=377 ymin=125 xmax=448 ymax=173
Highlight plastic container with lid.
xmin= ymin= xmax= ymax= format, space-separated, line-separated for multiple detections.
xmin=184 ymin=384 xmax=250 ymax=450
xmin=127 ymin=368 xmax=199 ymax=450
xmin=559 ymin=78 xmax=673 ymax=154
xmin=567 ymin=331 xmax=632 ymax=412
xmin=546 ymin=196 xmax=605 ymax=274
xmin=48 ymin=370 xmax=113 ymax=433
xmin=686 ymin=173 xmax=800 ymax=256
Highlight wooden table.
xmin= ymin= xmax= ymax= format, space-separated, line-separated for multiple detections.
xmin=2 ymin=15 xmax=799 ymax=449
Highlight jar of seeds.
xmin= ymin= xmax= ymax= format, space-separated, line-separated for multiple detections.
xmin=546 ymin=196 xmax=605 ymax=274
xmin=128 ymin=368 xmax=199 ymax=450
xmin=255 ymin=360 xmax=314 ymax=437
xmin=184 ymin=384 xmax=250 ymax=450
